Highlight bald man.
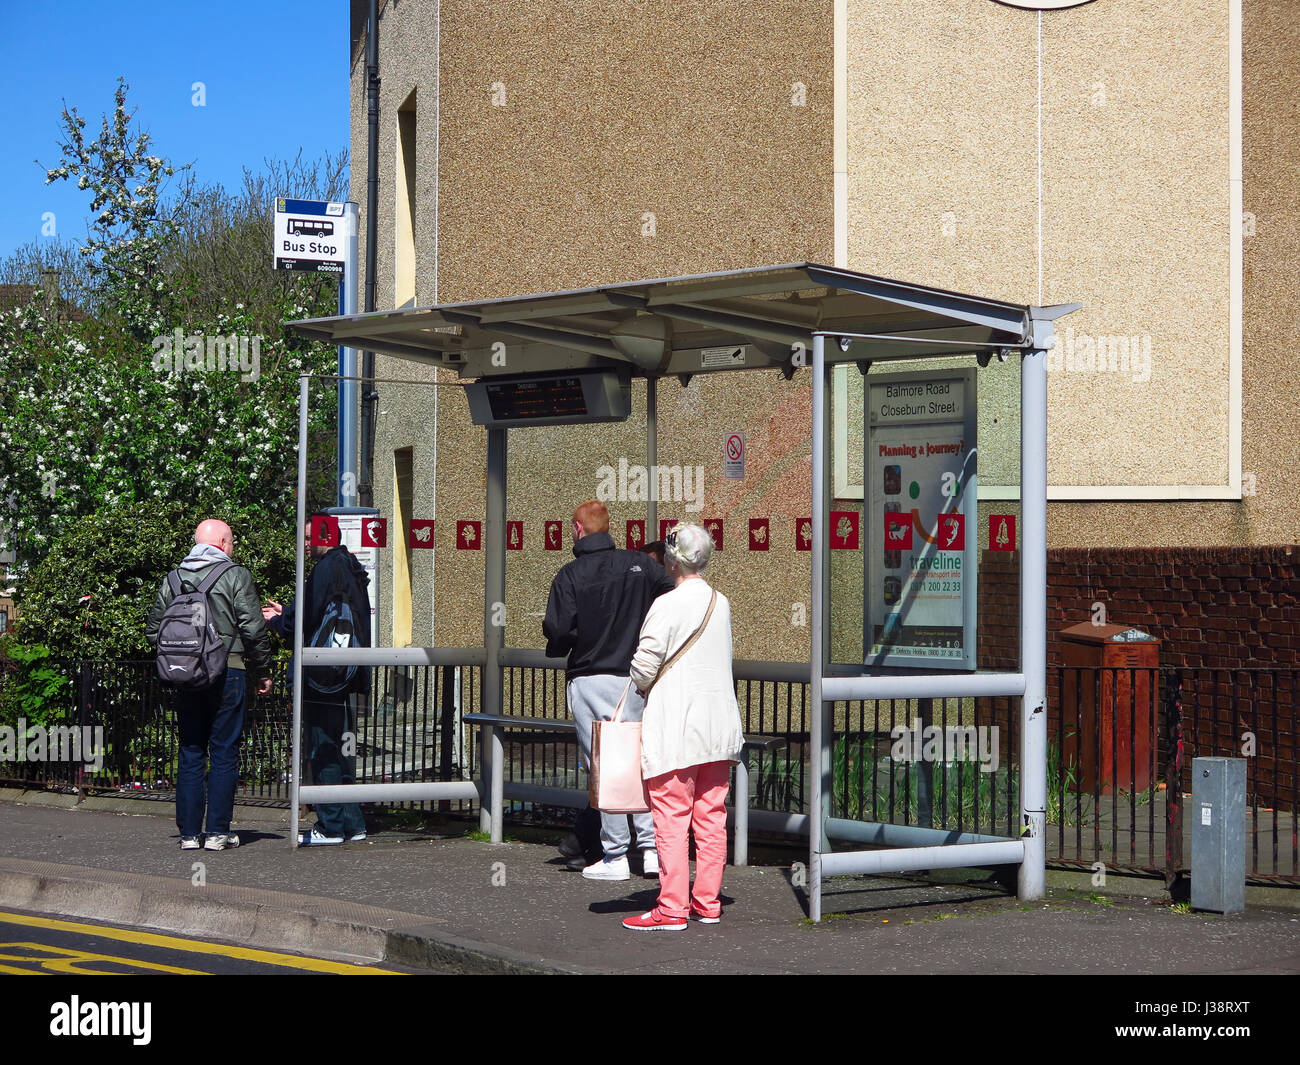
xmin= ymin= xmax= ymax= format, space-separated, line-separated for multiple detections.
xmin=147 ymin=519 xmax=273 ymax=852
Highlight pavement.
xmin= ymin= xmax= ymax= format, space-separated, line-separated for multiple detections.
xmin=1 ymin=787 xmax=1298 ymax=975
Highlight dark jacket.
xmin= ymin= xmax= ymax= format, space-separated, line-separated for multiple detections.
xmin=543 ymin=531 xmax=674 ymax=680
xmin=145 ymin=546 xmax=274 ymax=681
xmin=270 ymin=545 xmax=372 ymax=694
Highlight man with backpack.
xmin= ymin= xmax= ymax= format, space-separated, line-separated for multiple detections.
xmin=262 ymin=524 xmax=371 ymax=845
xmin=146 ymin=519 xmax=273 ymax=852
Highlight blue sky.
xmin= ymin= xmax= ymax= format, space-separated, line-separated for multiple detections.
xmin=0 ymin=1 xmax=351 ymax=263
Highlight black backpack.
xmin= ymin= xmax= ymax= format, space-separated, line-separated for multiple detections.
xmin=154 ymin=562 xmax=234 ymax=689
xmin=305 ymin=561 xmax=362 ymax=694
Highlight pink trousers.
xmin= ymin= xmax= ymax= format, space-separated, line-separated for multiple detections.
xmin=646 ymin=761 xmax=731 ymax=920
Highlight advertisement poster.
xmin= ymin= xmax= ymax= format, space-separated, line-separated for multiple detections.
xmin=865 ymin=371 xmax=977 ymax=670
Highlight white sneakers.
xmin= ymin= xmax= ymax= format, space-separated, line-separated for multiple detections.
xmin=582 ymin=850 xmax=660 ymax=880
xmin=582 ymin=855 xmax=630 ymax=881
xmin=299 ymin=827 xmax=344 ymax=846
xmin=203 ymin=832 xmax=239 ymax=851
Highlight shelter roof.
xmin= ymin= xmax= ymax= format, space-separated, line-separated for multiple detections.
xmin=288 ymin=262 xmax=1047 ymax=379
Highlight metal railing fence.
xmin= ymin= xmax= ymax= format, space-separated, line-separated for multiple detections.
xmin=2 ymin=657 xmax=1296 ymax=885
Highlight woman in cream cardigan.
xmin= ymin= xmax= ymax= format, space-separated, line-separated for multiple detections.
xmin=624 ymin=523 xmax=743 ymax=932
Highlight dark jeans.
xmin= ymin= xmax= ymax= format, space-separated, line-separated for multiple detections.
xmin=306 ymin=694 xmax=365 ymax=838
xmin=176 ymin=668 xmax=246 ymax=838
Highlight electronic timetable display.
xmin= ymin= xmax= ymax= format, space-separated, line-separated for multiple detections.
xmin=465 ymin=371 xmax=630 ymax=427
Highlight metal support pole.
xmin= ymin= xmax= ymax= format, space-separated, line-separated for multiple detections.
xmin=647 ymin=376 xmax=658 ymax=536
xmin=917 ymin=696 xmax=934 ymax=829
xmin=481 ymin=428 xmax=507 ymax=833
xmin=490 ymin=726 xmax=505 ymax=843
xmin=338 ymin=205 xmax=361 ymax=508
xmin=359 ymin=0 xmax=380 ymax=507
xmin=478 ymin=723 xmax=493 ymax=835
xmin=809 ymin=333 xmax=827 ymax=921
xmin=291 ymin=376 xmax=309 ymax=849
xmin=819 ymin=355 xmax=833 ymax=857
xmin=734 ymin=753 xmax=750 ymax=867
xmin=1018 ymin=339 xmax=1049 ymax=899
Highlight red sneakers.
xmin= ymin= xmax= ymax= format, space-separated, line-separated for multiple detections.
xmin=622 ymin=908 xmax=688 ymax=932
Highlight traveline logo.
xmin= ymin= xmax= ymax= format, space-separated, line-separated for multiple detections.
xmin=50 ymin=997 xmax=151 ymax=1045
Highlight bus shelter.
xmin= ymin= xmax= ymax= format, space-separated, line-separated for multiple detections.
xmin=289 ymin=262 xmax=1078 ymax=921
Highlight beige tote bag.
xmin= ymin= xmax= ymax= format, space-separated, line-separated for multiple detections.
xmin=588 ymin=590 xmax=718 ymax=814
xmin=588 ymin=680 xmax=651 ymax=814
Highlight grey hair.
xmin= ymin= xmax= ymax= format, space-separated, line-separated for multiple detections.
xmin=665 ymin=522 xmax=714 ymax=573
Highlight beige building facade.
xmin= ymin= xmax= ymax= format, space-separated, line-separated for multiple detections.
xmin=345 ymin=0 xmax=1298 ymax=660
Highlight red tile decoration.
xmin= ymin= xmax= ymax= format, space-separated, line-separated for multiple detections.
xmin=989 ymin=514 xmax=1016 ymax=552
xmin=937 ymin=513 xmax=965 ymax=551
xmin=506 ymin=521 xmax=523 ymax=550
xmin=702 ymin=518 xmax=723 ymax=550
xmin=626 ymin=520 xmax=645 ymax=550
xmin=457 ymin=521 xmax=482 ymax=550
xmin=408 ymin=520 xmax=435 ymax=549
xmin=748 ymin=518 xmax=770 ymax=551
xmin=310 ymin=515 xmax=340 ymax=548
xmin=884 ymin=510 xmax=913 ymax=551
xmin=795 ymin=518 xmax=812 ymax=551
xmin=360 ymin=517 xmax=387 ymax=548
xmin=830 ymin=510 xmax=860 ymax=550
xmin=544 ymin=520 xmax=564 ymax=551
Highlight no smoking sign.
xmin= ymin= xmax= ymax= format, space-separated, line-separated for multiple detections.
xmin=724 ymin=432 xmax=745 ymax=480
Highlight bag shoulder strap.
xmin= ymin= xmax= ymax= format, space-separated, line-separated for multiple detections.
xmin=646 ymin=589 xmax=716 ymax=694
xmin=196 ymin=560 xmax=234 ymax=595
xmin=168 ymin=562 xmax=233 ymax=599
xmin=610 ymin=678 xmax=634 ymax=724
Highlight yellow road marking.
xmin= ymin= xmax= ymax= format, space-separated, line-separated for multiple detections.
xmin=0 ymin=912 xmax=399 ymax=975
xmin=0 ymin=941 xmax=205 ymax=975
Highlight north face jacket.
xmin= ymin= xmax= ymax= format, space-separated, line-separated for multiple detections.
xmin=543 ymin=531 xmax=674 ymax=680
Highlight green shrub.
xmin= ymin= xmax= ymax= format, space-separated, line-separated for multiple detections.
xmin=0 ymin=640 xmax=69 ymax=731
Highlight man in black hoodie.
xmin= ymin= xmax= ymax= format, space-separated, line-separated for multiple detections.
xmin=544 ymin=501 xmax=674 ymax=881
xmin=264 ymin=525 xmax=371 ymax=845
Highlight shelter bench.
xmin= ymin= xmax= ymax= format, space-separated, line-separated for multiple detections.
xmin=463 ymin=712 xmax=786 ymax=865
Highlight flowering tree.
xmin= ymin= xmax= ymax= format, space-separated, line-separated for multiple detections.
xmin=42 ymin=77 xmax=183 ymax=336
xmin=0 ymin=82 xmax=342 ymax=661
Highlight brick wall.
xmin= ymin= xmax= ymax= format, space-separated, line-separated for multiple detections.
xmin=977 ymin=545 xmax=1300 ymax=670
xmin=977 ymin=546 xmax=1299 ymax=807
xmin=1046 ymin=546 xmax=1300 ymax=670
